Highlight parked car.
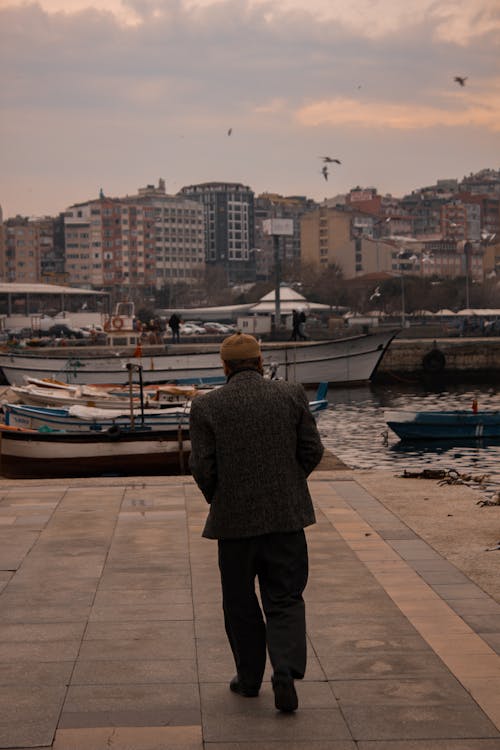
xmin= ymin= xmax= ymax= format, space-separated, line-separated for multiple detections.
xmin=180 ymin=322 xmax=206 ymax=336
xmin=203 ymin=322 xmax=234 ymax=335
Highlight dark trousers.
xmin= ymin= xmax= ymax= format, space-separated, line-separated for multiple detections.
xmin=218 ymin=530 xmax=309 ymax=689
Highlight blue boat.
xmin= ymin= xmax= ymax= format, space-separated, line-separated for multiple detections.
xmin=385 ymin=409 xmax=500 ymax=441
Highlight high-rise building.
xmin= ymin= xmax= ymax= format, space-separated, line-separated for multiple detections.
xmin=179 ymin=182 xmax=255 ymax=284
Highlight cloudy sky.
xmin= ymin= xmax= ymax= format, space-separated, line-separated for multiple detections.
xmin=1 ymin=0 xmax=499 ymax=218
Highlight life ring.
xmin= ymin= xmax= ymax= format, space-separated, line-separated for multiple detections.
xmin=422 ymin=348 xmax=446 ymax=373
xmin=112 ymin=316 xmax=124 ymax=330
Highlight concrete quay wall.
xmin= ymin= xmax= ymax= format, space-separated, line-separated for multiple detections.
xmin=375 ymin=335 xmax=500 ymax=381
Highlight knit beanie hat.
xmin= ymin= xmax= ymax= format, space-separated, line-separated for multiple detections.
xmin=220 ymin=332 xmax=261 ymax=361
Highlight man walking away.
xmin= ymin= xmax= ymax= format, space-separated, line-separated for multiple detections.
xmin=189 ymin=332 xmax=324 ymax=712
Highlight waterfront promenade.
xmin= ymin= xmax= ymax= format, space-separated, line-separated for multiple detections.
xmin=1 ymin=463 xmax=500 ymax=749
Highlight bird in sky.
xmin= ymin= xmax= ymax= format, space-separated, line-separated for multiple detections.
xmin=320 ymin=156 xmax=341 ymax=164
xmin=321 ymin=165 xmax=329 ymax=181
xmin=369 ymin=286 xmax=381 ymax=301
xmin=227 ymin=128 xmax=232 ymax=136
xmin=454 ymin=76 xmax=467 ymax=87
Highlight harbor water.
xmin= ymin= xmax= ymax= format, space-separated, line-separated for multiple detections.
xmin=310 ymin=382 xmax=500 ymax=483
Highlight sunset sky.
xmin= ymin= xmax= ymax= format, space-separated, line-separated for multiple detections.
xmin=1 ymin=0 xmax=499 ymax=218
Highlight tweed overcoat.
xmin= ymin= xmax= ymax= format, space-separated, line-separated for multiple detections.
xmin=189 ymin=369 xmax=324 ymax=539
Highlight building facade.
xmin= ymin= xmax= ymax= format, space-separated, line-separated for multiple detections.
xmin=179 ymin=182 xmax=255 ymax=284
xmin=64 ymin=181 xmax=205 ymax=297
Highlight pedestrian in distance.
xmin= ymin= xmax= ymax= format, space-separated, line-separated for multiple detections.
xmin=168 ymin=312 xmax=181 ymax=343
xmin=290 ymin=309 xmax=300 ymax=341
xmin=189 ymin=332 xmax=324 ymax=713
xmin=298 ymin=310 xmax=307 ymax=340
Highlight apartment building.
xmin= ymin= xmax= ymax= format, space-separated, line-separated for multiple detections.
xmin=129 ymin=182 xmax=205 ymax=291
xmin=64 ymin=181 xmax=205 ymax=294
xmin=179 ymin=182 xmax=254 ymax=284
xmin=2 ymin=215 xmax=64 ymax=284
xmin=301 ymin=204 xmax=398 ymax=277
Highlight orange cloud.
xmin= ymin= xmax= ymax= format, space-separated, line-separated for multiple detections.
xmin=296 ymin=93 xmax=500 ymax=132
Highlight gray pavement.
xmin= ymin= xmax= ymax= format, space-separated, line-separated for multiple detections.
xmin=0 ymin=471 xmax=500 ymax=750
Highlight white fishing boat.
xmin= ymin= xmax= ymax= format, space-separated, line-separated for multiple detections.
xmin=8 ymin=381 xmax=199 ymax=409
xmin=2 ymin=402 xmax=191 ymax=432
xmin=0 ymin=330 xmax=397 ymax=387
xmin=0 ymin=424 xmax=191 ymax=479
xmin=2 ymin=384 xmax=329 ymax=433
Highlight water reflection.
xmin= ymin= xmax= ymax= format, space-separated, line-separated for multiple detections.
xmin=313 ymin=382 xmax=500 ymax=481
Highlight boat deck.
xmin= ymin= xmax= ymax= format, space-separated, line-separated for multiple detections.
xmin=1 ymin=465 xmax=499 ymax=748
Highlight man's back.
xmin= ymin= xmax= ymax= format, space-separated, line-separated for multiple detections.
xmin=189 ymin=369 xmax=324 ymax=539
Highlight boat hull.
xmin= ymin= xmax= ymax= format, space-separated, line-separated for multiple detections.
xmin=385 ymin=410 xmax=500 ymax=440
xmin=2 ymin=403 xmax=190 ymax=432
xmin=0 ymin=332 xmax=396 ymax=386
xmin=0 ymin=427 xmax=191 ymax=479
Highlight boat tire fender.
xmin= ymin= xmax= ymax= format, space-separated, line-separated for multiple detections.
xmin=422 ymin=348 xmax=446 ymax=373
xmin=107 ymin=424 xmax=122 ymax=439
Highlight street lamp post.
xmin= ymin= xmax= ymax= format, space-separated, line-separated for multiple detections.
xmin=273 ymin=234 xmax=281 ymax=326
xmin=263 ymin=218 xmax=294 ymax=334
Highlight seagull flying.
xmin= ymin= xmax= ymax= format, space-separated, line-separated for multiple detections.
xmin=454 ymin=76 xmax=467 ymax=87
xmin=369 ymin=286 xmax=381 ymax=301
xmin=321 ymin=165 xmax=329 ymax=181
xmin=227 ymin=128 xmax=232 ymax=136
xmin=320 ymin=156 xmax=341 ymax=164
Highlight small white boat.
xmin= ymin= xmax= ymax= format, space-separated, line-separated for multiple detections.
xmin=2 ymin=402 xmax=191 ymax=432
xmin=0 ymin=424 xmax=191 ymax=479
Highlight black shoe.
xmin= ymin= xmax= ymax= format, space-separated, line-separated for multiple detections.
xmin=272 ymin=674 xmax=298 ymax=712
xmin=229 ymin=675 xmax=259 ymax=698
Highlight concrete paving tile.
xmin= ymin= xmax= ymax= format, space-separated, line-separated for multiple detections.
xmin=409 ymin=615 xmax=474 ymax=637
xmin=309 ymin=634 xmax=433 ymax=656
xmin=98 ymin=571 xmax=191 ymax=591
xmin=79 ymin=634 xmax=195 ymax=661
xmin=448 ymin=598 xmax=500 ymax=616
xmin=482 ymin=633 xmax=500 ymax=653
xmin=199 ymin=683 xmax=351 ymax=743
xmin=0 ymin=516 xmax=16 ymax=525
xmin=439 ymin=652 xmax=500 ymax=678
xmin=0 ymin=639 xmax=81 ymax=662
xmin=464 ymin=678 xmax=500 ymax=728
xmin=341 ymin=703 xmax=500 ymax=741
xmin=320 ymin=650 xmax=448 ymax=680
xmin=331 ymin=675 xmax=479 ymax=706
xmin=357 ymin=741 xmax=500 ymax=749
xmin=460 ymin=614 xmax=500 ymax=634
xmin=0 ymin=661 xmax=73 ymax=686
xmin=53 ymin=725 xmax=203 ymax=750
xmin=60 ymin=683 xmax=200 ymax=728
xmin=0 ymin=531 xmax=40 ymax=570
xmin=0 ymin=684 xmax=67 ymax=748
xmin=432 ymin=584 xmax=493 ymax=600
xmin=71 ymin=658 xmax=198 ymax=685
xmin=0 ymin=571 xmax=13 ymax=593
xmin=0 ymin=622 xmax=86 ymax=642
xmin=84 ymin=619 xmax=194 ymax=641
xmin=0 ymin=603 xmax=92 ymax=623
xmin=306 ymin=616 xmax=420 ymax=639
xmin=388 ymin=540 xmax=444 ymax=560
xmin=429 ymin=633 xmax=494 ymax=655
xmin=206 ymin=743 xmax=356 ymax=750
xmin=88 ymin=601 xmax=193 ymax=621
